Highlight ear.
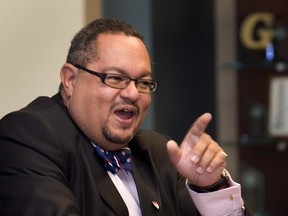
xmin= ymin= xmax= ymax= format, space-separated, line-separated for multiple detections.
xmin=60 ymin=63 xmax=78 ymax=98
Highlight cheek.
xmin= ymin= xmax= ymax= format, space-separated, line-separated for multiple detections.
xmin=68 ymin=81 xmax=111 ymax=122
xmin=140 ymin=95 xmax=151 ymax=113
xmin=88 ymin=89 xmax=121 ymax=119
xmin=81 ymin=78 xmax=117 ymax=108
xmin=69 ymin=91 xmax=113 ymax=136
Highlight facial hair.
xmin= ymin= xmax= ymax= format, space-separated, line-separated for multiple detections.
xmin=102 ymin=126 xmax=135 ymax=145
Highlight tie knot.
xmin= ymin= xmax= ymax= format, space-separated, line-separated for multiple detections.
xmin=93 ymin=144 xmax=132 ymax=174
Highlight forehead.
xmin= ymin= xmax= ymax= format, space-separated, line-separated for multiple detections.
xmin=97 ymin=33 xmax=149 ymax=59
xmin=94 ymin=33 xmax=151 ymax=73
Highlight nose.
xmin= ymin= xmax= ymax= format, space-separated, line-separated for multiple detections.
xmin=119 ymin=80 xmax=140 ymax=101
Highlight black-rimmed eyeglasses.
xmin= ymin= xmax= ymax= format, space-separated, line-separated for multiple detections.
xmin=73 ymin=64 xmax=158 ymax=93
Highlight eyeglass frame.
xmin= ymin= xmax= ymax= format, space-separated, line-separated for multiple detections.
xmin=72 ymin=64 xmax=158 ymax=93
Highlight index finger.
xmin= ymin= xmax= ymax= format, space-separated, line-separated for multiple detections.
xmin=184 ymin=112 xmax=212 ymax=146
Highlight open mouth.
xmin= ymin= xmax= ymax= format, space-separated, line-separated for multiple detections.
xmin=114 ymin=107 xmax=137 ymax=120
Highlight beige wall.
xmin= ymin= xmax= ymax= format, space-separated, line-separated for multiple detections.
xmin=0 ymin=1 xmax=89 ymax=118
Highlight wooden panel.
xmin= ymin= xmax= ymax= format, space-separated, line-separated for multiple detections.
xmin=85 ymin=0 xmax=102 ymax=23
xmin=237 ymin=0 xmax=288 ymax=214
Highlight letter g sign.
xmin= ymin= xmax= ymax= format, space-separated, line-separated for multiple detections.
xmin=240 ymin=12 xmax=274 ymax=50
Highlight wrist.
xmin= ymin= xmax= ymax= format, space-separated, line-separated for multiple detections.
xmin=188 ymin=170 xmax=230 ymax=193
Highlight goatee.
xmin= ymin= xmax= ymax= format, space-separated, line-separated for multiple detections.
xmin=102 ymin=126 xmax=134 ymax=145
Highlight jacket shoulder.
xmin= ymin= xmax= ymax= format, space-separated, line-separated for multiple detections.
xmin=0 ymin=95 xmax=80 ymax=159
xmin=134 ymin=129 xmax=171 ymax=148
xmin=0 ymin=96 xmax=66 ymax=137
xmin=131 ymin=129 xmax=172 ymax=164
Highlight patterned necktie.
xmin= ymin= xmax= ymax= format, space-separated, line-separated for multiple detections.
xmin=93 ymin=144 xmax=132 ymax=174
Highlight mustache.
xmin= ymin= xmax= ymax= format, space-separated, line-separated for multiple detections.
xmin=110 ymin=99 xmax=139 ymax=112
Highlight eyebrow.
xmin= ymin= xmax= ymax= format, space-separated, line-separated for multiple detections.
xmin=102 ymin=66 xmax=152 ymax=79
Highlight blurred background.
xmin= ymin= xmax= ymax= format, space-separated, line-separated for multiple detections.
xmin=1 ymin=0 xmax=288 ymax=215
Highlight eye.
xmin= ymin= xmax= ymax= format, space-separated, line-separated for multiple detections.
xmin=106 ymin=74 xmax=126 ymax=84
xmin=137 ymin=80 xmax=153 ymax=89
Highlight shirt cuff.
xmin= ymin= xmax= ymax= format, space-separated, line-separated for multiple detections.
xmin=186 ymin=171 xmax=245 ymax=216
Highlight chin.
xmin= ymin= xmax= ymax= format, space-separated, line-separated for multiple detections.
xmin=103 ymin=126 xmax=135 ymax=145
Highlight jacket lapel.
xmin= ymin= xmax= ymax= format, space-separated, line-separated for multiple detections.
xmin=130 ymin=141 xmax=162 ymax=216
xmin=82 ymin=138 xmax=129 ymax=216
xmin=95 ymin=170 xmax=129 ymax=216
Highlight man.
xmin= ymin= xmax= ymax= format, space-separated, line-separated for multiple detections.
xmin=0 ymin=18 xmax=248 ymax=215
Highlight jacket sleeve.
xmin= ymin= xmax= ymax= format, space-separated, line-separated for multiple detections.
xmin=0 ymin=110 xmax=81 ymax=216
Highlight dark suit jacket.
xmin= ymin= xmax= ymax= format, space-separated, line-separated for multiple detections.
xmin=0 ymin=93 xmax=199 ymax=216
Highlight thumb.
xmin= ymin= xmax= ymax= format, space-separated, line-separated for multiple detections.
xmin=167 ymin=140 xmax=181 ymax=166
